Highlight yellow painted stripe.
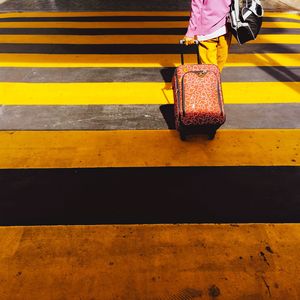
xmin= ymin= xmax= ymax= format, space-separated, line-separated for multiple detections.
xmin=227 ymin=53 xmax=300 ymax=67
xmin=0 ymin=34 xmax=298 ymax=44
xmin=0 ymin=11 xmax=298 ymax=19
xmin=0 ymin=130 xmax=298 ymax=168
xmin=0 ymin=82 xmax=299 ymax=105
xmin=0 ymin=21 xmax=298 ymax=29
xmin=264 ymin=12 xmax=300 ymax=21
xmin=248 ymin=34 xmax=300 ymax=44
xmin=0 ymin=53 xmax=298 ymax=68
xmin=262 ymin=22 xmax=300 ymax=28
xmin=0 ymin=224 xmax=300 ymax=300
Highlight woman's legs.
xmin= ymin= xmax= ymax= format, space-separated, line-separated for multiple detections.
xmin=198 ymin=38 xmax=218 ymax=66
xmin=198 ymin=32 xmax=232 ymax=72
xmin=217 ymin=32 xmax=232 ymax=72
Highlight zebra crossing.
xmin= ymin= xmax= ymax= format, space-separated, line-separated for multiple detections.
xmin=0 ymin=8 xmax=299 ymax=299
xmin=0 ymin=10 xmax=299 ymax=168
xmin=0 ymin=10 xmax=298 ymax=225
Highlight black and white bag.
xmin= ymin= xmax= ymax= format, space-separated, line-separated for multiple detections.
xmin=229 ymin=0 xmax=264 ymax=44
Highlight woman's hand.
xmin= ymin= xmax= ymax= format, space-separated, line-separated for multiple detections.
xmin=183 ymin=36 xmax=195 ymax=45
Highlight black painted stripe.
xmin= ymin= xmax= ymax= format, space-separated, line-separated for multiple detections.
xmin=0 ymin=16 xmax=299 ymax=23
xmin=0 ymin=27 xmax=298 ymax=35
xmin=0 ymin=43 xmax=298 ymax=54
xmin=0 ymin=104 xmax=299 ymax=130
xmin=223 ymin=66 xmax=300 ymax=82
xmin=0 ymin=16 xmax=190 ymax=22
xmin=0 ymin=167 xmax=299 ymax=225
xmin=1 ymin=28 xmax=187 ymax=35
xmin=0 ymin=66 xmax=298 ymax=82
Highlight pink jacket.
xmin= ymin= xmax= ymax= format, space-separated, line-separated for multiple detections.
xmin=186 ymin=0 xmax=231 ymax=37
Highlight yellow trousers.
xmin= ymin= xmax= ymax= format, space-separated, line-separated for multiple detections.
xmin=198 ymin=32 xmax=232 ymax=72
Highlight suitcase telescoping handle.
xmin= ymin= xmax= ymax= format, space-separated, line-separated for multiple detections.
xmin=179 ymin=39 xmax=200 ymax=65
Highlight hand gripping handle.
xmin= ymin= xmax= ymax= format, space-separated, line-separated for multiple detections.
xmin=179 ymin=39 xmax=200 ymax=65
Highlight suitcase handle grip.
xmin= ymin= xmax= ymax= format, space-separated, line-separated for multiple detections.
xmin=179 ymin=40 xmax=200 ymax=65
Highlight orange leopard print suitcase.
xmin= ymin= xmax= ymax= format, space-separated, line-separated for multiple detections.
xmin=172 ymin=43 xmax=226 ymax=140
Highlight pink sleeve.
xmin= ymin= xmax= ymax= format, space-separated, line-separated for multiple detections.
xmin=186 ymin=0 xmax=201 ymax=37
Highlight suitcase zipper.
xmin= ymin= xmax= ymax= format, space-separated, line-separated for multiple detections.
xmin=181 ymin=70 xmax=224 ymax=118
xmin=216 ymin=80 xmax=225 ymax=117
xmin=175 ymin=72 xmax=181 ymax=116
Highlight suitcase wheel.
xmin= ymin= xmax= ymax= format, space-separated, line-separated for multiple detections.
xmin=179 ymin=129 xmax=187 ymax=141
xmin=208 ymin=130 xmax=216 ymax=140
